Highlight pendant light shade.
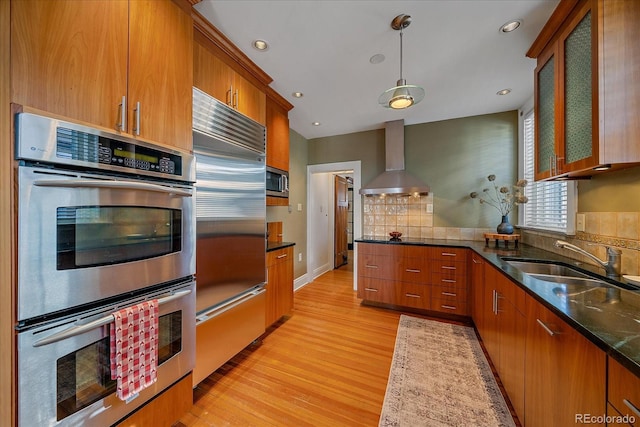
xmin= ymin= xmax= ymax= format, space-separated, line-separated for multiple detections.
xmin=379 ymin=14 xmax=424 ymax=109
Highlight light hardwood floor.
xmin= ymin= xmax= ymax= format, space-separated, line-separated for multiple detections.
xmin=177 ymin=263 xmax=518 ymax=426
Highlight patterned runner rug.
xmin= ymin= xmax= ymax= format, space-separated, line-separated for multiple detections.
xmin=379 ymin=315 xmax=516 ymax=427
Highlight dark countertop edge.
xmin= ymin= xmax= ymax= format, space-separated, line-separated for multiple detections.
xmin=266 ymin=241 xmax=295 ymax=252
xmin=356 ymin=236 xmax=640 ymax=377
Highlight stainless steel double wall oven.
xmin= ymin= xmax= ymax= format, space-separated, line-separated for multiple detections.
xmin=15 ymin=113 xmax=196 ymax=426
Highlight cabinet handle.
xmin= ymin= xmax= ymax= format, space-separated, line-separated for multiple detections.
xmin=472 ymin=258 xmax=482 ymax=264
xmin=133 ymin=101 xmax=141 ymax=136
xmin=405 ymin=293 xmax=421 ymax=298
xmin=441 ymin=292 xmax=457 ymax=297
xmin=623 ymin=399 xmax=640 ymax=419
xmin=226 ymin=85 xmax=233 ymax=106
xmin=556 ymin=156 xmax=564 ymax=175
xmin=441 ymin=252 xmax=457 ymax=257
xmin=492 ymin=290 xmax=498 ymax=315
xmin=549 ymin=155 xmax=554 ymax=175
xmin=442 ymin=266 xmax=456 ymax=270
xmin=276 ymin=254 xmax=288 ymax=259
xmin=364 ymin=287 xmax=378 ymax=292
xmin=536 ymin=318 xmax=557 ymax=336
xmin=441 ymin=279 xmax=456 ymax=283
xmin=233 ymin=89 xmax=239 ymax=109
xmin=405 ymin=268 xmax=421 ymax=273
xmin=365 ymin=264 xmax=378 ymax=269
xmin=441 ymin=304 xmax=457 ymax=310
xmin=117 ymin=95 xmax=126 ymax=131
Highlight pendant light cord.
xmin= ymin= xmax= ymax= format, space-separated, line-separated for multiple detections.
xmin=399 ymin=27 xmax=404 ymax=81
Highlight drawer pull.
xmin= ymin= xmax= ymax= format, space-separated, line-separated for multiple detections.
xmin=624 ymin=399 xmax=640 ymax=419
xmin=405 ymin=268 xmax=421 ymax=273
xmin=441 ymin=304 xmax=457 ymax=310
xmin=276 ymin=254 xmax=288 ymax=259
xmin=441 ymin=292 xmax=457 ymax=297
xmin=364 ymin=287 xmax=378 ymax=292
xmin=441 ymin=252 xmax=457 ymax=257
xmin=441 ymin=279 xmax=457 ymax=283
xmin=365 ymin=264 xmax=378 ymax=269
xmin=472 ymin=258 xmax=482 ymax=264
xmin=405 ymin=293 xmax=421 ymax=298
xmin=536 ymin=318 xmax=557 ymax=337
xmin=441 ymin=266 xmax=456 ymax=270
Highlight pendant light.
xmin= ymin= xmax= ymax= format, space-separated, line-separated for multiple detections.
xmin=379 ymin=14 xmax=425 ymax=109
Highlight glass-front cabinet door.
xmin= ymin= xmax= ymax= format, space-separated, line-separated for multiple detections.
xmin=533 ymin=0 xmax=596 ymax=180
xmin=534 ymin=49 xmax=557 ymax=180
xmin=560 ymin=4 xmax=596 ymax=174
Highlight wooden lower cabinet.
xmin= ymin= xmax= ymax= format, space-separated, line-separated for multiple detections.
xmin=524 ymin=296 xmax=606 ymax=427
xmin=265 ymin=246 xmax=294 ymax=327
xmin=357 ymin=243 xmax=461 ymax=312
xmin=481 ymin=263 xmax=526 ymax=421
xmin=608 ymin=357 xmax=640 ymax=426
xmin=115 ymin=373 xmax=192 ymax=427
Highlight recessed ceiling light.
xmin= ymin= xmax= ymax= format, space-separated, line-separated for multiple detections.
xmin=499 ymin=20 xmax=522 ymax=33
xmin=496 ymin=88 xmax=511 ymax=96
xmin=252 ymin=39 xmax=269 ymax=51
xmin=369 ymin=54 xmax=385 ymax=64
xmin=312 ymin=122 xmax=321 ymax=126
xmin=292 ymin=92 xmax=304 ymax=98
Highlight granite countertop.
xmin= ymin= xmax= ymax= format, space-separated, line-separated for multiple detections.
xmin=266 ymin=241 xmax=295 ymax=252
xmin=356 ymin=236 xmax=640 ymax=377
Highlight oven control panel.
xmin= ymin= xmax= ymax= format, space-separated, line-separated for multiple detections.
xmin=15 ymin=112 xmax=194 ymax=182
xmin=58 ymin=127 xmax=180 ymax=176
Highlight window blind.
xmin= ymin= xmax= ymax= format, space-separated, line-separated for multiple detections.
xmin=522 ymin=110 xmax=575 ymax=233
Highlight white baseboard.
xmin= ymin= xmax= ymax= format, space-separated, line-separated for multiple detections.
xmin=293 ymin=274 xmax=309 ymax=291
xmin=312 ymin=263 xmax=331 ymax=281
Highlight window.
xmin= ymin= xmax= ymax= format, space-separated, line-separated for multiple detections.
xmin=520 ymin=108 xmax=576 ymax=234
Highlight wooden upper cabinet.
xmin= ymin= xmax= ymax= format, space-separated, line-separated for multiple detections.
xmin=193 ymin=31 xmax=266 ymax=125
xmin=11 ymin=0 xmax=128 ymax=130
xmin=11 ymin=0 xmax=193 ymax=151
xmin=266 ymin=97 xmax=290 ymax=172
xmin=128 ymin=0 xmax=193 ymax=150
xmin=529 ymin=0 xmax=640 ymax=180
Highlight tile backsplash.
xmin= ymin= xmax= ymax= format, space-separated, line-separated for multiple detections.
xmin=521 ymin=211 xmax=640 ymax=277
xmin=362 ymin=194 xmax=493 ymax=241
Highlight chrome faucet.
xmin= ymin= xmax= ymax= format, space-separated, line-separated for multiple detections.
xmin=554 ymin=240 xmax=621 ymax=278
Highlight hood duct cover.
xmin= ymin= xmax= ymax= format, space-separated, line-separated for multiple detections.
xmin=359 ymin=120 xmax=430 ymax=196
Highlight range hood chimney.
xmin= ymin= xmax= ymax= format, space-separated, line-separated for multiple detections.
xmin=359 ymin=120 xmax=430 ymax=196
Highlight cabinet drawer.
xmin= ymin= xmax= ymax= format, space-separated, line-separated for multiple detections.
xmin=358 ymin=254 xmax=396 ymax=279
xmin=431 ymin=299 xmax=469 ymax=316
xmin=357 ymin=277 xmax=394 ymax=303
xmin=432 ymin=271 xmax=467 ymax=287
xmin=432 ymin=286 xmax=468 ymax=303
xmin=608 ymin=358 xmax=640 ymax=426
xmin=396 ymin=283 xmax=430 ymax=310
xmin=357 ymin=242 xmax=397 ymax=257
xmin=432 ymin=247 xmax=468 ymax=261
xmin=267 ymin=247 xmax=293 ymax=266
xmin=398 ymin=257 xmax=428 ymax=284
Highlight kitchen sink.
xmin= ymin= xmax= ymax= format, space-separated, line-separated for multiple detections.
xmin=504 ymin=260 xmax=594 ymax=279
xmin=527 ymin=273 xmax=609 ymax=287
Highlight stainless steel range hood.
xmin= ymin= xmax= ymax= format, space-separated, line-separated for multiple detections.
xmin=359 ymin=120 xmax=430 ymax=196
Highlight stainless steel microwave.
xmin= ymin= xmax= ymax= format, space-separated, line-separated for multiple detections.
xmin=266 ymin=166 xmax=289 ymax=197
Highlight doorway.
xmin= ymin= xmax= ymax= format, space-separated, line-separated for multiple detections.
xmin=307 ymin=161 xmax=361 ymax=289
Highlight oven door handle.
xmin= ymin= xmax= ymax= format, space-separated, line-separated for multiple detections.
xmin=33 ymin=179 xmax=193 ymax=197
xmin=32 ymin=289 xmax=192 ymax=347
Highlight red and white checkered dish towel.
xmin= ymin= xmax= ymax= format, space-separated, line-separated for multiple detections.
xmin=110 ymin=300 xmax=159 ymax=401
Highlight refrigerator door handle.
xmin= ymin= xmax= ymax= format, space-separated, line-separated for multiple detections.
xmin=196 ymin=287 xmax=266 ymax=325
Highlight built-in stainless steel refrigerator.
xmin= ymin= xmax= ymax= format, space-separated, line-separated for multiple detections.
xmin=192 ymin=88 xmax=266 ymax=386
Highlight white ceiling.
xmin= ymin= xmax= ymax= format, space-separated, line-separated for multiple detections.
xmin=194 ymin=0 xmax=559 ymax=140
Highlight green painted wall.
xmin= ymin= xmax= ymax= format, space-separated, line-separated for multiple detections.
xmin=577 ymin=165 xmax=640 ymax=212
xmin=266 ymin=129 xmax=308 ymax=279
xmin=309 ymin=111 xmax=519 ymax=228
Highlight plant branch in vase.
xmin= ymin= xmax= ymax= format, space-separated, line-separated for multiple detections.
xmin=470 ymin=174 xmax=528 ymax=234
